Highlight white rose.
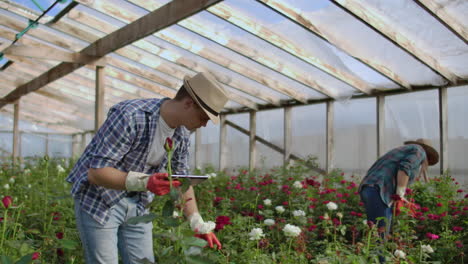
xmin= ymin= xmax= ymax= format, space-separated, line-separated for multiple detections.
xmin=3 ymin=184 xmax=10 ymax=190
xmin=264 ymin=219 xmax=275 ymax=226
xmin=293 ymin=210 xmax=306 ymax=217
xmin=263 ymin=199 xmax=271 ymax=206
xmin=173 ymin=211 xmax=179 ymax=218
xmin=275 ymin=206 xmax=285 ymax=213
xmin=56 ymin=165 xmax=65 ymax=173
xmin=293 ymin=181 xmax=302 ymax=189
xmin=421 ymin=245 xmax=434 ymax=253
xmin=248 ymin=228 xmax=264 ymax=240
xmin=9 ymin=178 xmax=15 ymax=184
xmin=336 ymin=212 xmax=343 ymax=219
xmin=283 ymin=224 xmax=301 ymax=237
xmin=326 ymin=202 xmax=338 ymax=211
xmin=394 ymin=249 xmax=406 ymax=259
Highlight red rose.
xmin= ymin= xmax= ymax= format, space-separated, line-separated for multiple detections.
xmin=32 ymin=252 xmax=40 ymax=260
xmin=2 ymin=196 xmax=12 ymax=209
xmin=164 ymin=137 xmax=173 ymax=152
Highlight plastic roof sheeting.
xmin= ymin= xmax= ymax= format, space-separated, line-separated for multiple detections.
xmin=0 ymin=0 xmax=466 ymax=132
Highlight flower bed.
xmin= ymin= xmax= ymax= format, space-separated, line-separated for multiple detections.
xmin=0 ymin=158 xmax=466 ymax=263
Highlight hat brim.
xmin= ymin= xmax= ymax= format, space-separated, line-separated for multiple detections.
xmin=404 ymin=141 xmax=439 ymax=165
xmin=184 ymin=76 xmax=220 ymax=124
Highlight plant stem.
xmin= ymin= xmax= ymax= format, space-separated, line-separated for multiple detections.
xmin=0 ymin=209 xmax=8 ymax=253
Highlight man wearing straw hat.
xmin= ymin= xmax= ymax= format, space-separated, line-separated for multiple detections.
xmin=67 ymin=72 xmax=228 ymax=263
xmin=358 ymin=139 xmax=439 ymax=239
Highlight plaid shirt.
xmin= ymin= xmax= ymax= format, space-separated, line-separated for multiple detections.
xmin=359 ymin=144 xmax=426 ymax=207
xmin=66 ymin=98 xmax=191 ymax=225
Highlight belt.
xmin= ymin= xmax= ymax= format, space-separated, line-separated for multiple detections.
xmin=126 ymin=191 xmax=139 ymax=197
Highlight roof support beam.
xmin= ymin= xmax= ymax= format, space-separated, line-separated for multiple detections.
xmin=331 ymin=0 xmax=457 ymax=84
xmin=12 ymin=100 xmax=20 ymax=165
xmin=0 ymin=0 xmax=222 ymax=108
xmin=3 ymin=44 xmax=101 ymax=63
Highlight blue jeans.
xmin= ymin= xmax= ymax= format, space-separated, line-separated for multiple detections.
xmin=360 ymin=185 xmax=393 ymax=237
xmin=74 ymin=196 xmax=154 ymax=264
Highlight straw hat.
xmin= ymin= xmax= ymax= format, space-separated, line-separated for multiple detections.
xmin=183 ymin=72 xmax=228 ymax=124
xmin=404 ymin=138 xmax=439 ymax=165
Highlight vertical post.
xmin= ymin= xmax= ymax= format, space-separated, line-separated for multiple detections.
xmin=377 ymin=95 xmax=385 ymax=158
xmin=12 ymin=100 xmax=20 ymax=165
xmin=439 ymin=87 xmax=448 ymax=174
xmin=71 ymin=134 xmax=79 ymax=158
xmin=195 ymin=128 xmax=202 ymax=170
xmin=249 ymin=111 xmax=256 ymax=172
xmin=326 ymin=101 xmax=334 ymax=173
xmin=284 ymin=106 xmax=292 ymax=166
xmin=219 ymin=114 xmax=227 ymax=171
xmin=80 ymin=133 xmax=87 ymax=154
xmin=95 ymin=66 xmax=105 ymax=131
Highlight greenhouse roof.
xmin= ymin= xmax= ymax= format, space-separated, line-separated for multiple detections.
xmin=0 ymin=0 xmax=467 ymax=133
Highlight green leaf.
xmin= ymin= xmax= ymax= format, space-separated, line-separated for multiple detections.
xmin=185 ymin=255 xmax=216 ymax=264
xmin=127 ymin=213 xmax=157 ymax=225
xmin=180 ymin=178 xmax=191 ymax=193
xmin=0 ymin=256 xmax=13 ymax=264
xmin=169 ymin=188 xmax=179 ymax=201
xmin=162 ymin=216 xmax=181 ymax=227
xmin=162 ymin=200 xmax=174 ymax=218
xmin=58 ymin=239 xmax=79 ymax=250
xmin=14 ymin=253 xmax=33 ymax=264
xmin=136 ymin=257 xmax=154 ymax=264
xmin=181 ymin=237 xmax=207 ymax=248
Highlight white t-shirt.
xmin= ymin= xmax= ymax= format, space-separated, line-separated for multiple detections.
xmin=146 ymin=115 xmax=175 ymax=166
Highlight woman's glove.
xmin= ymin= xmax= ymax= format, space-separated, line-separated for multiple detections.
xmin=189 ymin=212 xmax=222 ymax=249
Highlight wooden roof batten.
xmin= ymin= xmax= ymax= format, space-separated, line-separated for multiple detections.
xmin=70 ymin=1 xmax=298 ymax=106
xmin=413 ymin=0 xmax=467 ymax=44
xmin=330 ymin=0 xmax=458 ymax=85
xmin=0 ymin=2 xmax=260 ymax=111
xmin=256 ymin=0 xmax=410 ymax=90
xmin=0 ymin=0 xmax=223 ymax=109
xmin=204 ymin=2 xmax=373 ymax=95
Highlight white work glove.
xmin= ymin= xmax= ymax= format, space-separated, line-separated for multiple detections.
xmin=396 ymin=186 xmax=408 ymax=202
xmin=126 ymin=171 xmax=181 ymax=195
xmin=125 ymin=171 xmax=150 ymax=191
xmin=188 ymin=212 xmax=215 ymax=234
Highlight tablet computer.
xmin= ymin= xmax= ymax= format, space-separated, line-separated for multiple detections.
xmin=171 ymin=175 xmax=209 ymax=185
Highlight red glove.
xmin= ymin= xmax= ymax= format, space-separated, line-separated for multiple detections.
xmin=395 ymin=199 xmax=418 ymax=217
xmin=195 ymin=232 xmax=222 ymax=250
xmin=146 ymin=173 xmax=181 ymax=195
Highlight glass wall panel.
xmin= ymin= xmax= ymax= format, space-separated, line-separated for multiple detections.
xmin=199 ymin=122 xmax=220 ymax=170
xmin=291 ymin=104 xmax=326 ymax=170
xmin=334 ymin=99 xmax=376 ymax=177
xmin=255 ymin=109 xmax=284 ymax=170
xmin=225 ymin=113 xmax=249 ymax=174
xmin=48 ymin=135 xmax=72 ymax=158
xmin=384 ymin=90 xmax=440 ymax=176
xmin=447 ymin=85 xmax=468 ymax=188
xmin=189 ymin=133 xmax=195 ymax=172
xmin=21 ymin=133 xmax=46 ymax=158
xmin=0 ymin=132 xmax=12 ymax=158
